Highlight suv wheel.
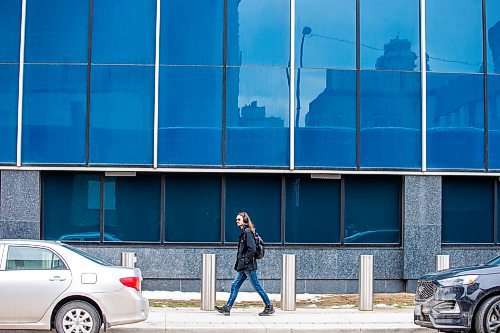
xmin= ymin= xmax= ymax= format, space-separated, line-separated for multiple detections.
xmin=474 ymin=295 xmax=500 ymax=333
xmin=54 ymin=300 xmax=101 ymax=333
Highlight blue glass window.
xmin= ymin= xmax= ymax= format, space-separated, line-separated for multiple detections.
xmin=0 ymin=0 xmax=21 ymax=62
xmin=226 ymin=67 xmax=289 ymax=166
xmin=0 ymin=65 xmax=18 ymax=164
xmin=295 ymin=69 xmax=356 ymax=167
xmin=442 ymin=177 xmax=493 ymax=244
xmin=295 ymin=0 xmax=355 ymax=70
xmin=91 ymin=0 xmax=156 ymax=64
xmin=89 ymin=66 xmax=154 ymax=165
xmin=426 ymin=0 xmax=483 ymax=73
xmin=285 ymin=177 xmax=340 ymax=243
xmin=104 ymin=175 xmax=161 ymax=242
xmin=225 ymin=176 xmax=281 ymax=244
xmin=360 ymin=0 xmax=419 ymax=71
xmin=344 ymin=176 xmax=400 ymax=244
xmin=360 ymin=71 xmax=421 ymax=168
xmin=165 ymin=175 xmax=221 ymax=242
xmin=25 ymin=0 xmax=89 ymax=63
xmin=22 ymin=65 xmax=87 ymax=164
xmin=43 ymin=173 xmax=101 ymax=242
xmin=158 ymin=66 xmax=222 ymax=166
xmin=427 ymin=73 xmax=484 ymax=169
xmin=160 ymin=0 xmax=223 ymax=66
xmin=227 ymin=0 xmax=289 ymax=67
xmin=489 ymin=75 xmax=500 ymax=169
xmin=487 ymin=0 xmax=500 ymax=74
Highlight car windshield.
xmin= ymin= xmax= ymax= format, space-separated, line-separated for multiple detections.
xmin=485 ymin=256 xmax=500 ymax=266
xmin=62 ymin=244 xmax=112 ymax=266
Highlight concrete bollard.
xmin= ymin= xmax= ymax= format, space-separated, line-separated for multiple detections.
xmin=201 ymin=253 xmax=216 ymax=311
xmin=121 ymin=252 xmax=137 ymax=268
xmin=281 ymin=254 xmax=296 ymax=311
xmin=359 ymin=255 xmax=374 ymax=311
xmin=436 ymin=255 xmax=450 ymax=271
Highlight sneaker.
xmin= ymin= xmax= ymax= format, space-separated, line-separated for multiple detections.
xmin=215 ymin=305 xmax=231 ymax=316
xmin=258 ymin=304 xmax=275 ymax=316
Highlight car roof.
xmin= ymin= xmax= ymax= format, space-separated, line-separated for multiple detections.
xmin=0 ymin=239 xmax=62 ymax=246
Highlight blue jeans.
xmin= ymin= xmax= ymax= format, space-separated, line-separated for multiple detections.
xmin=226 ymin=270 xmax=271 ymax=308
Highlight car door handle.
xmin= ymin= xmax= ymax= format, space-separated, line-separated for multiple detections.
xmin=49 ymin=276 xmax=66 ymax=282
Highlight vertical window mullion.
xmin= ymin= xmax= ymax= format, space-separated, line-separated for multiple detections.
xmin=355 ymin=0 xmax=360 ymax=170
xmin=482 ymin=0 xmax=489 ymax=171
xmin=85 ymin=0 xmax=93 ymax=166
xmin=16 ymin=0 xmax=26 ymax=167
xmin=99 ymin=174 xmax=104 ymax=243
xmin=153 ymin=0 xmax=161 ymax=168
xmin=222 ymin=0 xmax=227 ymax=167
xmin=289 ymin=0 xmax=296 ymax=170
xmin=340 ymin=176 xmax=345 ymax=244
xmin=494 ymin=180 xmax=497 ymax=244
xmin=420 ymin=0 xmax=427 ymax=171
xmin=221 ymin=175 xmax=226 ymax=244
xmin=160 ymin=175 xmax=165 ymax=243
xmin=281 ymin=176 xmax=286 ymax=245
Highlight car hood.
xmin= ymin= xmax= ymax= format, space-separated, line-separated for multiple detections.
xmin=421 ymin=265 xmax=500 ymax=280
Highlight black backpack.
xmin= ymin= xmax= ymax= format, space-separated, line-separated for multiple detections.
xmin=253 ymin=232 xmax=265 ymax=259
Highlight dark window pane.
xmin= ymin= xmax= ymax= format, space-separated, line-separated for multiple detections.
xmin=227 ymin=0 xmax=289 ymax=67
xmin=427 ymin=73 xmax=484 ymax=169
xmin=226 ymin=67 xmax=289 ymax=166
xmin=360 ymin=71 xmax=421 ymax=168
xmin=104 ymin=176 xmax=160 ymax=242
xmin=22 ymin=65 xmax=86 ymax=164
xmin=43 ymin=173 xmax=101 ymax=241
xmin=158 ymin=66 xmax=222 ymax=166
xmin=25 ymin=0 xmax=89 ymax=63
xmin=0 ymin=65 xmax=18 ymax=164
xmin=165 ymin=175 xmax=221 ymax=242
xmin=91 ymin=0 xmax=156 ymax=64
xmin=295 ymin=69 xmax=356 ymax=167
xmin=489 ymin=75 xmax=500 ymax=169
xmin=361 ymin=0 xmax=419 ymax=71
xmin=426 ymin=0 xmax=483 ymax=73
xmin=285 ymin=177 xmax=340 ymax=243
xmin=160 ymin=0 xmax=223 ymax=65
xmin=486 ymin=0 xmax=500 ymax=74
xmin=344 ymin=176 xmax=400 ymax=244
xmin=0 ymin=0 xmax=21 ymax=62
xmin=90 ymin=66 xmax=154 ymax=165
xmin=225 ymin=176 xmax=281 ymax=243
xmin=295 ymin=0 xmax=355 ymax=69
xmin=442 ymin=177 xmax=493 ymax=243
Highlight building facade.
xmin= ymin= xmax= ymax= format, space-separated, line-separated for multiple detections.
xmin=1 ymin=0 xmax=500 ymax=293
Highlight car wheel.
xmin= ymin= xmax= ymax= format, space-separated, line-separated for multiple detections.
xmin=474 ymin=295 xmax=500 ymax=333
xmin=54 ymin=300 xmax=101 ymax=333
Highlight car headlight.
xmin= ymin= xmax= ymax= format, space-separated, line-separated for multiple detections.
xmin=437 ymin=274 xmax=479 ymax=287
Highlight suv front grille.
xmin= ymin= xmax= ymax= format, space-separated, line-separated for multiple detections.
xmin=416 ymin=280 xmax=437 ymax=301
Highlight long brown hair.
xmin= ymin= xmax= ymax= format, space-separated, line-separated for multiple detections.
xmin=238 ymin=211 xmax=255 ymax=234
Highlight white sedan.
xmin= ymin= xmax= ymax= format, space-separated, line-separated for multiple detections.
xmin=0 ymin=239 xmax=149 ymax=333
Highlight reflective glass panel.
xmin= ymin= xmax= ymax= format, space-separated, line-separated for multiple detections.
xmin=158 ymin=66 xmax=222 ymax=166
xmin=226 ymin=67 xmax=289 ymax=166
xmin=225 ymin=176 xmax=281 ymax=243
xmin=427 ymin=73 xmax=484 ymax=169
xmin=360 ymin=70 xmax=421 ymax=168
xmin=25 ymin=0 xmax=89 ymax=63
xmin=0 ymin=65 xmax=18 ymax=164
xmin=0 ymin=0 xmax=21 ymax=62
xmin=91 ymin=0 xmax=156 ymax=64
xmin=285 ymin=177 xmax=340 ymax=243
xmin=295 ymin=0 xmax=355 ymax=69
xmin=23 ymin=65 xmax=87 ymax=164
xmin=160 ymin=0 xmax=223 ymax=65
xmin=104 ymin=176 xmax=161 ymax=242
xmin=487 ymin=0 xmax=500 ymax=74
xmin=165 ymin=175 xmax=221 ymax=242
xmin=442 ymin=177 xmax=493 ymax=243
xmin=344 ymin=176 xmax=400 ymax=244
xmin=360 ymin=0 xmax=419 ymax=71
xmin=90 ymin=66 xmax=154 ymax=165
xmin=426 ymin=0 xmax=483 ymax=73
xmin=489 ymin=75 xmax=500 ymax=169
xmin=43 ymin=173 xmax=101 ymax=241
xmin=295 ymin=69 xmax=356 ymax=167
xmin=227 ymin=0 xmax=289 ymax=67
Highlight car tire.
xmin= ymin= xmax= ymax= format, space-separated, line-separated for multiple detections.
xmin=54 ymin=300 xmax=101 ymax=333
xmin=474 ymin=295 xmax=500 ymax=333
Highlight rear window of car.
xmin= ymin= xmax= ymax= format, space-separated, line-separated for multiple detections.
xmin=62 ymin=244 xmax=112 ymax=266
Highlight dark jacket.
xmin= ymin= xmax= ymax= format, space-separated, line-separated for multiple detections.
xmin=234 ymin=227 xmax=257 ymax=272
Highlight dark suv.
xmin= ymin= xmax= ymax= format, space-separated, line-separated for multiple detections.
xmin=414 ymin=256 xmax=500 ymax=333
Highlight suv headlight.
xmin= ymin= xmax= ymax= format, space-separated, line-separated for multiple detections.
xmin=437 ymin=275 xmax=479 ymax=287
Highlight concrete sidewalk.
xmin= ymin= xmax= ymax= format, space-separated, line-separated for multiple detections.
xmin=109 ymin=307 xmax=438 ymax=333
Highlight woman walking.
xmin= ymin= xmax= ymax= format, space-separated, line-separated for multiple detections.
xmin=215 ymin=211 xmax=275 ymax=316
